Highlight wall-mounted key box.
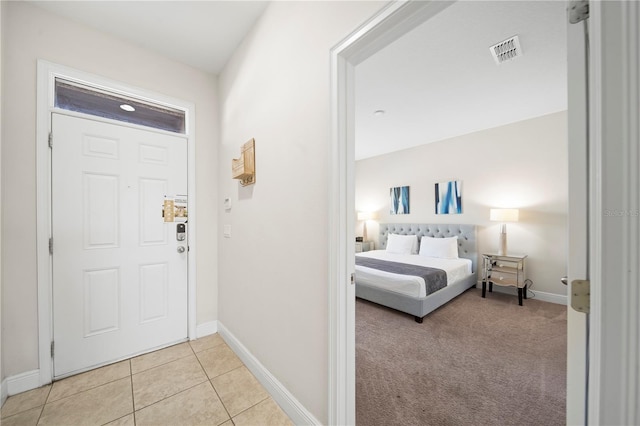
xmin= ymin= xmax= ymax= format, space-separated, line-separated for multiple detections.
xmin=232 ymin=138 xmax=255 ymax=186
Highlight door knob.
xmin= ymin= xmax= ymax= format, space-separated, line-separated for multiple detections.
xmin=177 ymin=246 xmax=185 ymax=253
xmin=561 ymin=276 xmax=568 ymax=285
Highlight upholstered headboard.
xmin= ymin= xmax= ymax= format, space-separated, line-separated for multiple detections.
xmin=379 ymin=223 xmax=478 ymax=273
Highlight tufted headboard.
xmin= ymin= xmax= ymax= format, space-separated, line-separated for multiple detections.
xmin=379 ymin=223 xmax=478 ymax=273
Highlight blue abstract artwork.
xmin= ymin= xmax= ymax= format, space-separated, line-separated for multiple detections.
xmin=390 ymin=186 xmax=410 ymax=215
xmin=435 ymin=180 xmax=462 ymax=214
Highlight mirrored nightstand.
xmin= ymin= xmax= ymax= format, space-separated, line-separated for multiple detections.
xmin=481 ymin=253 xmax=528 ymax=305
xmin=355 ymin=241 xmax=373 ymax=253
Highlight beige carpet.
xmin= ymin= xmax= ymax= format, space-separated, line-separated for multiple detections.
xmin=356 ymin=287 xmax=566 ymax=426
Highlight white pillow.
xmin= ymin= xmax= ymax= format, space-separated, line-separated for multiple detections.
xmin=386 ymin=233 xmax=418 ymax=255
xmin=419 ymin=236 xmax=459 ymax=259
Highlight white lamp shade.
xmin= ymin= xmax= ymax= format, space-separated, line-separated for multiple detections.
xmin=357 ymin=211 xmax=375 ymax=221
xmin=489 ymin=208 xmax=519 ymax=222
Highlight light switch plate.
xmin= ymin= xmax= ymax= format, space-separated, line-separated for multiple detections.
xmin=224 ymin=225 xmax=232 ymax=238
xmin=224 ymin=197 xmax=232 ymax=210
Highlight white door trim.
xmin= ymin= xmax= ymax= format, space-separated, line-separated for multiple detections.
xmin=36 ymin=60 xmax=198 ymax=386
xmin=589 ymin=2 xmax=640 ymax=424
xmin=328 ymin=2 xmax=455 ymax=424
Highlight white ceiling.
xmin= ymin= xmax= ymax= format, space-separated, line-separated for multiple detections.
xmin=355 ymin=1 xmax=568 ymax=160
xmin=28 ymin=0 xmax=269 ymax=74
xmin=27 ymin=1 xmax=567 ymax=161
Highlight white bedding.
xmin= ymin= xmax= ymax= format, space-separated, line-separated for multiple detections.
xmin=355 ymin=250 xmax=473 ymax=298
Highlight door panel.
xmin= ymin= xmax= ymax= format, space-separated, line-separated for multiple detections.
xmin=84 ymin=268 xmax=120 ymax=336
xmin=52 ymin=113 xmax=187 ymax=377
xmin=566 ymin=12 xmax=588 ymax=424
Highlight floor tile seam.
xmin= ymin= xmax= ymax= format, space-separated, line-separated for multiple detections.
xmin=46 ymin=372 xmax=133 ymax=404
xmin=36 ymin=385 xmax=53 ymax=424
xmin=192 ymin=347 xmax=212 ymax=381
xmin=128 ymin=367 xmax=136 ymax=426
xmin=44 ymin=375 xmax=133 ymax=417
xmin=100 ymin=412 xmax=133 ymax=426
xmin=205 ymin=379 xmax=233 ymax=424
xmin=132 ymin=376 xmax=211 ymax=413
xmin=194 ymin=348 xmax=244 ymax=381
xmin=130 ymin=352 xmax=199 ymax=376
xmin=0 ymin=403 xmax=45 ymax=422
xmin=186 ymin=340 xmax=197 ymax=356
xmin=208 ymin=364 xmax=246 ymax=381
xmin=0 ymin=385 xmax=53 ymax=420
xmin=190 ymin=340 xmax=227 ymax=354
xmin=229 ymin=395 xmax=271 ymax=421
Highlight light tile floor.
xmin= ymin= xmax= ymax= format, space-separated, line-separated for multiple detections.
xmin=1 ymin=334 xmax=293 ymax=426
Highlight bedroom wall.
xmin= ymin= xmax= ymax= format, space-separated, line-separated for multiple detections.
xmin=217 ymin=1 xmax=385 ymax=422
xmin=1 ymin=1 xmax=219 ymax=378
xmin=355 ymin=111 xmax=568 ymax=298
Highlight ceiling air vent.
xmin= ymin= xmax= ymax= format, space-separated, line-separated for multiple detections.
xmin=489 ymin=35 xmax=522 ymax=65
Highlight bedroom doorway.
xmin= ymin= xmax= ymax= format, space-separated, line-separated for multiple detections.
xmin=329 ymin=1 xmax=601 ymax=424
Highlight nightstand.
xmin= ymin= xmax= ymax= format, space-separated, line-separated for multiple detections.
xmin=481 ymin=253 xmax=528 ymax=305
xmin=355 ymin=241 xmax=373 ymax=253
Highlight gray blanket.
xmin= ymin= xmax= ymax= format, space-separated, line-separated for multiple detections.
xmin=355 ymin=257 xmax=447 ymax=296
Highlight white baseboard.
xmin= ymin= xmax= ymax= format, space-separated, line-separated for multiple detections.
xmin=1 ymin=377 xmax=7 ymax=407
xmin=195 ymin=320 xmax=218 ymax=339
xmin=218 ymin=322 xmax=320 ymax=426
xmin=6 ymin=369 xmax=41 ymax=397
xmin=489 ymin=285 xmax=568 ymax=305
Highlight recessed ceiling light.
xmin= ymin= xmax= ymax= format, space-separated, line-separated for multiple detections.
xmin=120 ymin=104 xmax=135 ymax=112
xmin=373 ymin=109 xmax=386 ymax=116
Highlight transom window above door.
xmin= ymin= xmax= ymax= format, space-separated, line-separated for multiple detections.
xmin=54 ymin=78 xmax=186 ymax=134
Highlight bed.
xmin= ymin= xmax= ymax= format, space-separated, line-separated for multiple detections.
xmin=355 ymin=223 xmax=478 ymax=323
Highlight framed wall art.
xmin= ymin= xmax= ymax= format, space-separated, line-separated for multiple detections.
xmin=390 ymin=186 xmax=410 ymax=215
xmin=435 ymin=180 xmax=462 ymax=214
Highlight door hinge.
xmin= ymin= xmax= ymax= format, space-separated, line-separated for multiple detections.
xmin=570 ymin=279 xmax=590 ymax=313
xmin=49 ymin=237 xmax=53 ymax=255
xmin=48 ymin=132 xmax=53 ymax=149
xmin=569 ymin=0 xmax=589 ymax=24
xmin=50 ymin=341 xmax=55 ymax=358
xmin=350 ymin=273 xmax=355 ymax=285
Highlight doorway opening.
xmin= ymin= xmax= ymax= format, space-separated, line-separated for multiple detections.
xmin=328 ymin=1 xmax=592 ymax=424
xmin=352 ymin=1 xmax=568 ymax=424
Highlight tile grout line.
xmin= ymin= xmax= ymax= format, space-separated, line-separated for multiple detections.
xmin=191 ymin=345 xmax=234 ymax=423
xmin=133 ymin=378 xmax=212 ymax=415
xmin=131 ymin=348 xmax=196 ymax=375
xmin=46 ymin=373 xmax=132 ymax=405
xmin=36 ymin=383 xmax=53 ymax=425
xmin=129 ymin=341 xmax=215 ymax=413
xmin=5 ymin=338 xmax=228 ymax=424
xmin=227 ymin=395 xmax=272 ymax=422
xmin=207 ymin=381 xmax=234 ymax=426
xmin=129 ymin=359 xmax=136 ymax=426
xmin=46 ymin=359 xmax=134 ymax=404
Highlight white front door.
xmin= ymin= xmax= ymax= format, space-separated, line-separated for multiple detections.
xmin=51 ymin=112 xmax=188 ymax=377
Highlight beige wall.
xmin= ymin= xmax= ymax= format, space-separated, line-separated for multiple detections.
xmin=1 ymin=1 xmax=219 ymax=377
xmin=356 ymin=111 xmax=569 ymax=297
xmin=217 ymin=1 xmax=384 ymax=422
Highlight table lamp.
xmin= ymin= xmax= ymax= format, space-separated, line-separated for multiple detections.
xmin=489 ymin=208 xmax=519 ymax=255
xmin=357 ymin=211 xmax=375 ymax=241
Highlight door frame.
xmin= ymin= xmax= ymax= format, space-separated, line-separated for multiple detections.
xmin=327 ymin=0 xmax=640 ymax=424
xmin=588 ymin=2 xmax=640 ymax=424
xmin=329 ymin=2 xmax=457 ymax=424
xmin=35 ymin=60 xmax=198 ymax=385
